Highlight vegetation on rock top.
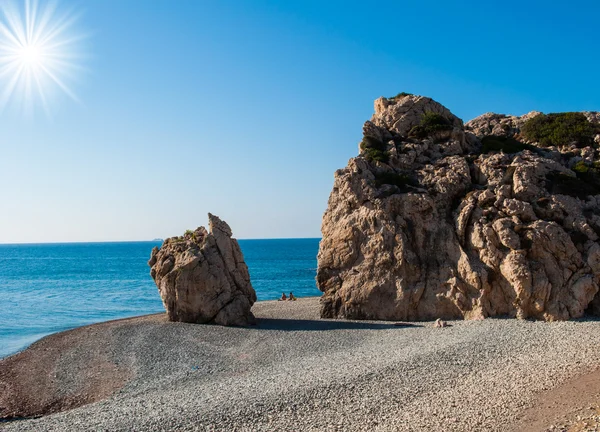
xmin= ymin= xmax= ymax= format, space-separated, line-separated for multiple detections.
xmin=522 ymin=112 xmax=596 ymax=148
xmin=389 ymin=92 xmax=413 ymax=100
xmin=408 ymin=112 xmax=453 ymax=139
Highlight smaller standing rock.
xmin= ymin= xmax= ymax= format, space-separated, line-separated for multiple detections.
xmin=149 ymin=213 xmax=257 ymax=326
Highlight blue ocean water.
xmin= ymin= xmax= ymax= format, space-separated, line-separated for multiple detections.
xmin=0 ymin=239 xmax=321 ymax=358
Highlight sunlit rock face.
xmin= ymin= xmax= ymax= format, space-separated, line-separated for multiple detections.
xmin=317 ymin=94 xmax=600 ymax=321
xmin=149 ymin=214 xmax=256 ymax=326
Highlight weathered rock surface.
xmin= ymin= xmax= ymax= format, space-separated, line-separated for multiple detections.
xmin=465 ymin=111 xmax=541 ymax=139
xmin=317 ymin=94 xmax=600 ymax=321
xmin=149 ymin=214 xmax=256 ymax=326
xmin=371 ymin=94 xmax=463 ymax=137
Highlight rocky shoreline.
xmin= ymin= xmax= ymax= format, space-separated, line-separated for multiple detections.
xmin=2 ymin=297 xmax=600 ymax=431
xmin=4 ymin=95 xmax=600 ymax=431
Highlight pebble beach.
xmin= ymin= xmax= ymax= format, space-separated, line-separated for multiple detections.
xmin=2 ymin=297 xmax=600 ymax=431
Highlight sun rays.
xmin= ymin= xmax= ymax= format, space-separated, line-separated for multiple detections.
xmin=0 ymin=0 xmax=86 ymax=115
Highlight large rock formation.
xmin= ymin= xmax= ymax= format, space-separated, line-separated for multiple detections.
xmin=149 ymin=214 xmax=256 ymax=326
xmin=317 ymin=94 xmax=600 ymax=321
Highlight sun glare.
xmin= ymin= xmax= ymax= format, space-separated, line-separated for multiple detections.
xmin=19 ymin=44 xmax=42 ymax=65
xmin=0 ymin=0 xmax=85 ymax=114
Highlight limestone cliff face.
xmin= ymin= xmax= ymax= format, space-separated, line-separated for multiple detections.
xmin=317 ymin=94 xmax=600 ymax=321
xmin=149 ymin=214 xmax=256 ymax=326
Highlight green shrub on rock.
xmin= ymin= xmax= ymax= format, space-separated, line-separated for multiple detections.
xmin=364 ymin=148 xmax=389 ymax=163
xmin=572 ymin=160 xmax=589 ymax=174
xmin=408 ymin=112 xmax=452 ymax=138
xmin=360 ymin=136 xmax=389 ymax=163
xmin=389 ymin=92 xmax=413 ymax=100
xmin=360 ymin=136 xmax=385 ymax=151
xmin=522 ymin=113 xmax=595 ymax=148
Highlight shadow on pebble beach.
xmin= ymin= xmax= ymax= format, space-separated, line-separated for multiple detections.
xmin=253 ymin=318 xmax=422 ymax=331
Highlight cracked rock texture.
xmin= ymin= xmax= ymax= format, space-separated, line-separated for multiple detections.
xmin=149 ymin=213 xmax=256 ymax=326
xmin=317 ymin=94 xmax=600 ymax=321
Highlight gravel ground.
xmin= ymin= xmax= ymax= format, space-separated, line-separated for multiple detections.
xmin=547 ymin=408 xmax=600 ymax=432
xmin=2 ymin=297 xmax=600 ymax=431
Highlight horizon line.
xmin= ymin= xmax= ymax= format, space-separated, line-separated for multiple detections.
xmin=0 ymin=237 xmax=323 ymax=246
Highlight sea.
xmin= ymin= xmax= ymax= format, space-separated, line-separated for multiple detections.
xmin=0 ymin=239 xmax=321 ymax=359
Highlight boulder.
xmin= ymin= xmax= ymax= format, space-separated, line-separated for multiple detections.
xmin=371 ymin=94 xmax=463 ymax=138
xmin=149 ymin=214 xmax=256 ymax=326
xmin=317 ymin=95 xmax=600 ymax=321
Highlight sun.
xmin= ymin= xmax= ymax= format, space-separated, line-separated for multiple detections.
xmin=19 ymin=44 xmax=42 ymax=65
xmin=0 ymin=0 xmax=85 ymax=114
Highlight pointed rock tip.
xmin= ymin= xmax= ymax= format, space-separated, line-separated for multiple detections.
xmin=208 ymin=213 xmax=233 ymax=237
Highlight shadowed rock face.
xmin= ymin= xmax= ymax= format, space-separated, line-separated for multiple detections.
xmin=317 ymin=94 xmax=600 ymax=321
xmin=149 ymin=213 xmax=256 ymax=326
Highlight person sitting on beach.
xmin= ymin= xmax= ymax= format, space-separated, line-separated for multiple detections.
xmin=288 ymin=292 xmax=296 ymax=301
xmin=279 ymin=292 xmax=287 ymax=301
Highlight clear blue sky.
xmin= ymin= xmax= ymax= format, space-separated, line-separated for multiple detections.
xmin=1 ymin=0 xmax=598 ymax=243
